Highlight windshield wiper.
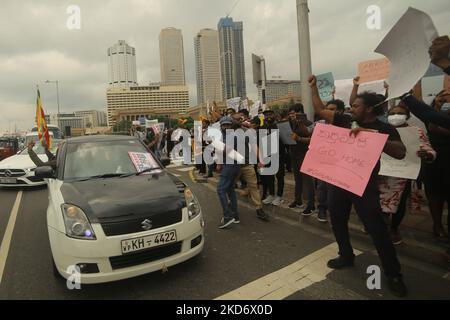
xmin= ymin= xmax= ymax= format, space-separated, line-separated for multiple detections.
xmin=133 ymin=167 xmax=161 ymax=176
xmin=74 ymin=173 xmax=125 ymax=182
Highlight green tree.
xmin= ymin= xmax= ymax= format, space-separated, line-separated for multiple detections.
xmin=113 ymin=119 xmax=132 ymax=133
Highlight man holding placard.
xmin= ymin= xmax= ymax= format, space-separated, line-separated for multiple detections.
xmin=307 ymin=75 xmax=408 ymax=297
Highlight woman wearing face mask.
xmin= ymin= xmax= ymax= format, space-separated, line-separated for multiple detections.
xmin=425 ymin=92 xmax=450 ymax=240
xmin=378 ymin=104 xmax=436 ymax=245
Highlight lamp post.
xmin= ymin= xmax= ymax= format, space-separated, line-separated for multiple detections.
xmin=45 ymin=80 xmax=61 ymax=127
xmin=296 ymin=0 xmax=313 ymax=121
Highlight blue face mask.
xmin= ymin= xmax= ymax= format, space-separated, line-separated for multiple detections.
xmin=441 ymin=103 xmax=450 ymax=113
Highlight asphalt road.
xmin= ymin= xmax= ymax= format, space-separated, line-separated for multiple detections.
xmin=0 ymin=167 xmax=449 ymax=300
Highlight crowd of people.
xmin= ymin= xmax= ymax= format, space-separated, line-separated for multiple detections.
xmin=120 ymin=36 xmax=450 ymax=298
xmin=189 ymin=36 xmax=450 ymax=297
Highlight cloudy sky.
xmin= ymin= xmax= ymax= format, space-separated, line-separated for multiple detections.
xmin=1 ymin=0 xmax=449 ymax=132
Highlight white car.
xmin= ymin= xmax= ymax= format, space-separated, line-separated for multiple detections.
xmin=0 ymin=139 xmax=58 ymax=187
xmin=35 ymin=135 xmax=204 ymax=284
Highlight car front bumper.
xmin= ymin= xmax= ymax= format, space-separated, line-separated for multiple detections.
xmin=0 ymin=172 xmax=46 ymax=187
xmin=49 ymin=210 xmax=205 ymax=284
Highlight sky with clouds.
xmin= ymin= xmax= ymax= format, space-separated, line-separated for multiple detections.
xmin=1 ymin=0 xmax=449 ymax=132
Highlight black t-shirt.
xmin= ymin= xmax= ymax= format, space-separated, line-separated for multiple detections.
xmin=332 ymin=113 xmax=402 ymax=183
xmin=289 ymin=119 xmax=312 ymax=158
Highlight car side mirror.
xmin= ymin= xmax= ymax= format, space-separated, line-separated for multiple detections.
xmin=35 ymin=166 xmax=55 ymax=179
xmin=160 ymin=157 xmax=171 ymax=167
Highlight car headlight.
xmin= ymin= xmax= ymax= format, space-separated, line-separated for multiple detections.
xmin=184 ymin=188 xmax=200 ymax=220
xmin=61 ymin=204 xmax=96 ymax=240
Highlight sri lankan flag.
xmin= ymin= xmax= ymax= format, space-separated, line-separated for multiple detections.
xmin=36 ymin=89 xmax=51 ymax=148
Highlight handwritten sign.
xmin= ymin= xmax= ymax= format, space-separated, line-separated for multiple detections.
xmin=445 ymin=75 xmax=450 ymax=92
xmin=277 ymin=121 xmax=297 ymax=145
xmin=334 ymin=79 xmax=354 ymax=105
xmin=226 ymin=97 xmax=241 ymax=112
xmin=316 ymin=72 xmax=335 ymax=101
xmin=358 ymin=58 xmax=390 ymax=83
xmin=145 ymin=119 xmax=158 ymax=128
xmin=375 ymin=7 xmax=439 ymax=99
xmin=128 ymin=152 xmax=160 ymax=173
xmin=301 ymin=123 xmax=388 ymax=196
xmin=380 ymin=127 xmax=421 ymax=180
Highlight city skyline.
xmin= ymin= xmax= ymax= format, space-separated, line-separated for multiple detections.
xmin=1 ymin=0 xmax=449 ymax=132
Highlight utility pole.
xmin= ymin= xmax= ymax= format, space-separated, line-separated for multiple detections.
xmin=296 ymin=0 xmax=313 ymax=121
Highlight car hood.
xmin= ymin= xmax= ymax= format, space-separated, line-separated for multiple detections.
xmin=0 ymin=154 xmax=47 ymax=169
xmin=59 ymin=171 xmax=186 ymax=222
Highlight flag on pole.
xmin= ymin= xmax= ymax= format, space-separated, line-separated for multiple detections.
xmin=36 ymin=88 xmax=51 ymax=148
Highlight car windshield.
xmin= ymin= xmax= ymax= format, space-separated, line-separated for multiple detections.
xmin=63 ymin=140 xmax=160 ymax=180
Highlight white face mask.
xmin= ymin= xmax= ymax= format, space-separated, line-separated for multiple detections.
xmin=388 ymin=114 xmax=407 ymax=127
xmin=441 ymin=103 xmax=450 ymax=113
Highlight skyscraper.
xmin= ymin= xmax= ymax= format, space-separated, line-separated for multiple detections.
xmin=194 ymin=29 xmax=223 ymax=105
xmin=159 ymin=28 xmax=186 ymax=86
xmin=218 ymin=17 xmax=246 ymax=99
xmin=107 ymin=40 xmax=138 ymax=88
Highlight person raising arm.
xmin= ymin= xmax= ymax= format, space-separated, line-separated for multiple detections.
xmin=309 ymin=75 xmax=406 ymax=160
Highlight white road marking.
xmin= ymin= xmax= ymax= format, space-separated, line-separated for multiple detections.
xmin=215 ymin=243 xmax=362 ymax=300
xmin=0 ymin=191 xmax=23 ymax=285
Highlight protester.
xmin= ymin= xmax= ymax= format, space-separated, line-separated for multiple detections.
xmin=288 ymin=104 xmax=315 ymax=215
xmin=235 ymin=114 xmax=269 ymax=221
xmin=145 ymin=126 xmax=160 ymax=153
xmin=272 ymin=109 xmax=289 ymax=206
xmin=260 ymin=110 xmax=277 ymax=205
xmin=309 ymin=75 xmax=408 ymax=297
xmin=315 ymin=100 xmax=346 ymax=222
xmin=401 ymin=35 xmax=450 ymax=129
xmin=27 ymin=140 xmax=57 ymax=170
xmin=378 ymin=104 xmax=436 ymax=245
xmin=216 ymin=116 xmax=241 ymax=229
xmin=422 ymin=92 xmax=450 ymax=239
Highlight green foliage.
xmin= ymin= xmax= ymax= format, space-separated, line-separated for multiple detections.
xmin=113 ymin=119 xmax=132 ymax=133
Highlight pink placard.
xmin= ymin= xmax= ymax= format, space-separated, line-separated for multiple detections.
xmin=301 ymin=123 xmax=388 ymax=197
xmin=358 ymin=58 xmax=390 ymax=83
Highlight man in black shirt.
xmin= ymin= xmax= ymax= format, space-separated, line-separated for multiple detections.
xmin=308 ymin=75 xmax=408 ymax=297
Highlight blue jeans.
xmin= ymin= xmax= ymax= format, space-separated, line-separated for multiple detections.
xmin=217 ymin=165 xmax=241 ymax=220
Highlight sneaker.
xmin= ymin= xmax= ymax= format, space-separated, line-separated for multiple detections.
xmin=302 ymin=207 xmax=315 ymax=217
xmin=256 ymin=209 xmax=269 ymax=221
xmin=272 ymin=196 xmax=283 ymax=206
xmin=288 ymin=201 xmax=303 ymax=209
xmin=387 ymin=276 xmax=408 ymax=298
xmin=218 ymin=217 xmax=235 ymax=229
xmin=262 ymin=195 xmax=275 ymax=205
xmin=390 ymin=231 xmax=403 ymax=245
xmin=317 ymin=210 xmax=328 ymax=223
xmin=327 ymin=256 xmax=354 ymax=270
xmin=234 ymin=217 xmax=240 ymax=224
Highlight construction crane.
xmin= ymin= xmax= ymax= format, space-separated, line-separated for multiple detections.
xmin=226 ymin=0 xmax=241 ymax=17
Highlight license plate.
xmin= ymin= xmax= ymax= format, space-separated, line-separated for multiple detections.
xmin=0 ymin=178 xmax=17 ymax=184
xmin=121 ymin=230 xmax=177 ymax=254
